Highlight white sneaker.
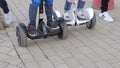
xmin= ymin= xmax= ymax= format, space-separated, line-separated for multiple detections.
xmin=77 ymin=10 xmax=86 ymax=20
xmin=4 ymin=12 xmax=12 ymax=24
xmin=63 ymin=12 xmax=71 ymax=21
xmin=99 ymin=11 xmax=113 ymax=22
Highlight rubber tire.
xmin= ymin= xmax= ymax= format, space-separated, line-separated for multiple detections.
xmin=16 ymin=23 xmax=27 ymax=47
xmin=58 ymin=18 xmax=68 ymax=40
xmin=86 ymin=12 xmax=96 ymax=29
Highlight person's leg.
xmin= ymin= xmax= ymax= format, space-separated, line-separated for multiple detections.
xmin=28 ymin=0 xmax=40 ymax=36
xmin=63 ymin=0 xmax=72 ymax=20
xmin=45 ymin=0 xmax=53 ymax=23
xmin=99 ymin=0 xmax=113 ymax=22
xmin=0 ymin=0 xmax=9 ymax=14
xmin=45 ymin=0 xmax=58 ymax=29
xmin=0 ymin=0 xmax=12 ymax=24
xmin=77 ymin=0 xmax=87 ymax=20
xmin=101 ymin=0 xmax=109 ymax=13
xmin=28 ymin=3 xmax=37 ymax=26
xmin=77 ymin=0 xmax=86 ymax=11
xmin=64 ymin=0 xmax=72 ymax=12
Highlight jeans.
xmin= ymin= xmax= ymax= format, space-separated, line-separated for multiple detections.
xmin=64 ymin=0 xmax=86 ymax=12
xmin=101 ymin=0 xmax=109 ymax=13
xmin=29 ymin=0 xmax=53 ymax=26
xmin=0 ymin=0 xmax=9 ymax=14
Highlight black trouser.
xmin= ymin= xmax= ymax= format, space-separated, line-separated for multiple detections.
xmin=0 ymin=0 xmax=9 ymax=14
xmin=101 ymin=0 xmax=109 ymax=13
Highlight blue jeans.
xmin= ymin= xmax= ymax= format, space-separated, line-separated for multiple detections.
xmin=29 ymin=0 xmax=53 ymax=26
xmin=64 ymin=0 xmax=86 ymax=12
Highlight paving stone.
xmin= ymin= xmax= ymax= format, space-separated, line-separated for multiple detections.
xmin=5 ymin=57 xmax=21 ymax=66
xmin=23 ymin=60 xmax=39 ymax=68
xmin=43 ymin=49 xmax=58 ymax=57
xmin=17 ymin=63 xmax=25 ymax=68
xmin=0 ymin=54 xmax=10 ymax=61
xmin=0 ymin=62 xmax=8 ymax=68
xmin=86 ymin=52 xmax=103 ymax=62
xmin=75 ymin=66 xmax=85 ymax=68
xmin=39 ymin=61 xmax=55 ymax=68
xmin=101 ymin=54 xmax=119 ymax=64
xmin=112 ymin=63 xmax=120 ymax=68
xmin=63 ymin=57 xmax=82 ymax=68
xmin=56 ymin=64 xmax=69 ymax=68
xmin=92 ymin=48 xmax=109 ymax=56
xmin=57 ymin=49 xmax=72 ymax=59
xmin=78 ymin=47 xmax=93 ymax=54
xmin=105 ymin=48 xmax=120 ymax=56
xmin=96 ymin=61 xmax=114 ymax=68
xmin=49 ymin=56 xmax=65 ymax=66
xmin=8 ymin=50 xmax=18 ymax=57
xmin=4 ymin=64 xmax=20 ymax=68
xmin=0 ymin=47 xmax=13 ymax=54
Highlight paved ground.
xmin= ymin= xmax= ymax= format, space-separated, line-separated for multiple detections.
xmin=0 ymin=0 xmax=120 ymax=68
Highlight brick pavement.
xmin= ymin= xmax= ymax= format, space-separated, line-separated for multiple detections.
xmin=0 ymin=0 xmax=120 ymax=68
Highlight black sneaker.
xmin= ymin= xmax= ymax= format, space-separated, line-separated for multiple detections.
xmin=47 ymin=21 xmax=59 ymax=30
xmin=27 ymin=25 xmax=37 ymax=36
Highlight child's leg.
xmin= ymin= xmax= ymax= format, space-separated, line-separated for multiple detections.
xmin=63 ymin=0 xmax=72 ymax=20
xmin=76 ymin=0 xmax=87 ymax=20
xmin=28 ymin=3 xmax=37 ymax=26
xmin=45 ymin=0 xmax=58 ymax=28
xmin=28 ymin=0 xmax=40 ymax=36
xmin=29 ymin=0 xmax=41 ymax=26
xmin=77 ymin=0 xmax=86 ymax=11
xmin=64 ymin=0 xmax=72 ymax=12
xmin=45 ymin=0 xmax=53 ymax=23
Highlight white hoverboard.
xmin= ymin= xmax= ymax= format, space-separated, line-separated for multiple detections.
xmin=64 ymin=2 xmax=96 ymax=29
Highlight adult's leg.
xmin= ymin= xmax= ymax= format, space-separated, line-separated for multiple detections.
xmin=0 ymin=0 xmax=9 ymax=14
xmin=101 ymin=0 xmax=109 ymax=13
xmin=99 ymin=0 xmax=113 ymax=22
